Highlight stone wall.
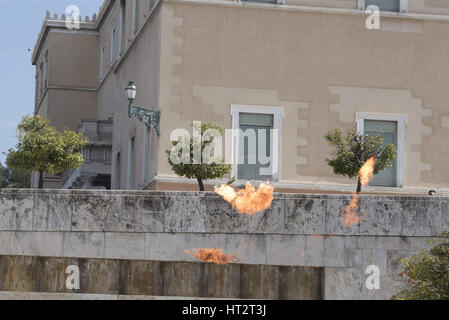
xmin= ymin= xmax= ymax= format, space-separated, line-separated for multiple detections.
xmin=1 ymin=189 xmax=448 ymax=299
xmin=0 ymin=256 xmax=322 ymax=299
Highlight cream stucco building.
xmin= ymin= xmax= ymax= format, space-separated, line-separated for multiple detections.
xmin=32 ymin=0 xmax=449 ymax=194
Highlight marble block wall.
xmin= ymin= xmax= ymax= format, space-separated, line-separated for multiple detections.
xmin=0 ymin=189 xmax=448 ymax=300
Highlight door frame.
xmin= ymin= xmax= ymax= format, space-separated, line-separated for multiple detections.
xmin=356 ymin=112 xmax=406 ymax=188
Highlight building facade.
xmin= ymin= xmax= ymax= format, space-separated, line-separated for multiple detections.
xmin=32 ymin=0 xmax=449 ymax=194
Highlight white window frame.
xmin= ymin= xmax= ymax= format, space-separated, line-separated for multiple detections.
xmin=356 ymin=112 xmax=407 ymax=188
xmin=358 ymin=0 xmax=407 ymax=13
xmin=231 ymin=105 xmax=283 ymax=182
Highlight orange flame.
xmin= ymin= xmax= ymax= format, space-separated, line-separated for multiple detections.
xmin=341 ymin=156 xmax=376 ymax=227
xmin=342 ymin=193 xmax=361 ymax=227
xmin=187 ymin=248 xmax=240 ymax=265
xmin=215 ymin=182 xmax=274 ymax=215
xmin=359 ymin=155 xmax=376 ymax=186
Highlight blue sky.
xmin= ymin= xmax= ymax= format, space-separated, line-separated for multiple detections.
xmin=0 ymin=0 xmax=104 ymax=165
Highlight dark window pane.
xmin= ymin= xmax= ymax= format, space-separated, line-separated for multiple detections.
xmin=365 ymin=0 xmax=400 ymax=12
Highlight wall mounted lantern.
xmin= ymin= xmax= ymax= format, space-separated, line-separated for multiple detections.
xmin=125 ymin=81 xmax=160 ymax=136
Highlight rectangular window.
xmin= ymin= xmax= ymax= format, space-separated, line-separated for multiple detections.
xmin=100 ymin=43 xmax=105 ymax=80
xmin=231 ymin=105 xmax=282 ymax=182
xmin=119 ymin=0 xmax=126 ymax=55
xmin=357 ymin=112 xmax=406 ymax=188
xmin=44 ymin=50 xmax=48 ymax=88
xmin=133 ymin=0 xmax=139 ymax=35
xmin=115 ymin=152 xmax=121 ymax=190
xmin=364 ymin=120 xmax=398 ymax=187
xmin=363 ymin=0 xmax=402 ymax=12
xmin=143 ymin=127 xmax=152 ymax=183
xmin=39 ymin=62 xmax=44 ymax=95
xmin=238 ymin=113 xmax=274 ymax=181
xmin=127 ymin=137 xmax=135 ymax=190
xmin=110 ymin=26 xmax=116 ymax=64
xmin=242 ymin=0 xmax=278 ymax=3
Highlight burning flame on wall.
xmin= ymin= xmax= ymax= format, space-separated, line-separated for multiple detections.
xmin=215 ymin=182 xmax=274 ymax=215
xmin=186 ymin=248 xmax=240 ymax=265
xmin=341 ymin=156 xmax=376 ymax=227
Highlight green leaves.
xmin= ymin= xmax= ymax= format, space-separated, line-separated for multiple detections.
xmin=324 ymin=128 xmax=397 ymax=180
xmin=166 ymin=122 xmax=232 ymax=190
xmin=5 ymin=115 xmax=89 ymax=175
xmin=393 ymin=232 xmax=449 ymax=300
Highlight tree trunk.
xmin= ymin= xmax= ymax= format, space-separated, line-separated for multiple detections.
xmin=356 ymin=177 xmax=362 ymax=194
xmin=38 ymin=170 xmax=44 ymax=189
xmin=197 ymin=178 xmax=205 ymax=192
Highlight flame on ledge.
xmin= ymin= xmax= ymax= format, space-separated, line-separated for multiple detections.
xmin=187 ymin=248 xmax=240 ymax=265
xmin=215 ymin=182 xmax=274 ymax=216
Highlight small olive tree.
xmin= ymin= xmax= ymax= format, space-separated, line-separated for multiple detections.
xmin=393 ymin=232 xmax=449 ymax=300
xmin=324 ymin=129 xmax=396 ymax=193
xmin=166 ymin=122 xmax=232 ymax=191
xmin=6 ymin=115 xmax=88 ymax=189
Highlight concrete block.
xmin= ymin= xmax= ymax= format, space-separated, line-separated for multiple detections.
xmin=185 ymin=233 xmax=226 ymax=262
xmin=325 ymin=197 xmax=360 ymax=236
xmin=0 ymin=232 xmax=24 ymax=255
xmin=22 ymin=232 xmax=64 ymax=257
xmin=33 ymin=194 xmax=72 ymax=231
xmin=408 ymin=237 xmax=436 ymax=250
xmin=354 ymin=236 xmax=379 ymax=249
xmin=104 ymin=233 xmax=145 ymax=260
xmin=0 ymin=291 xmax=40 ymax=300
xmin=304 ymin=235 xmax=324 ymax=267
xmin=118 ymin=295 xmax=157 ymax=300
xmin=266 ymin=235 xmax=306 ymax=266
xmin=81 ymin=294 xmax=118 ymax=300
xmin=401 ymin=200 xmax=443 ymax=236
xmin=344 ymin=248 xmax=362 ymax=268
xmin=72 ymin=194 xmax=123 ymax=232
xmin=387 ymin=250 xmax=414 ymax=277
xmin=358 ymin=199 xmax=380 ymax=235
xmin=285 ymin=198 xmax=326 ymax=235
xmin=323 ymin=236 xmax=345 ymax=267
xmin=201 ymin=196 xmax=232 ymax=233
xmin=0 ymin=193 xmax=34 ymax=231
xmin=360 ymin=275 xmax=395 ymax=300
xmin=164 ymin=195 xmax=206 ymax=232
xmin=324 ymin=267 xmax=362 ymax=300
xmin=361 ymin=249 xmax=388 ymax=276
xmin=360 ymin=200 xmax=402 ymax=236
xmin=247 ymin=198 xmax=285 ymax=234
xmin=63 ymin=232 xmax=105 ymax=258
xmin=145 ymin=233 xmax=186 ymax=261
xmin=440 ymin=201 xmax=449 ymax=232
xmin=117 ymin=196 xmax=164 ymax=232
xmin=38 ymin=293 xmax=83 ymax=300
xmin=378 ymin=236 xmax=412 ymax=250
xmin=225 ymin=234 xmax=267 ymax=265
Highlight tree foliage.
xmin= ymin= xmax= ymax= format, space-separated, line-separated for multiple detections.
xmin=6 ymin=115 xmax=88 ymax=188
xmin=0 ymin=162 xmax=31 ymax=189
xmin=393 ymin=232 xmax=449 ymax=300
xmin=324 ymin=129 xmax=396 ymax=192
xmin=166 ymin=122 xmax=232 ymax=191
